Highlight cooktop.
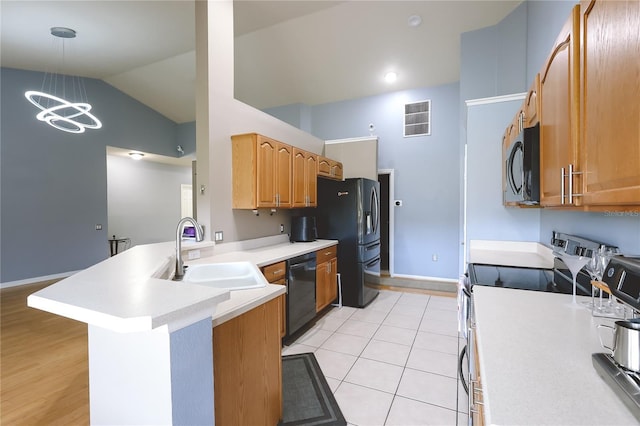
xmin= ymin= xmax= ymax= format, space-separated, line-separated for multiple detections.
xmin=467 ymin=263 xmax=561 ymax=293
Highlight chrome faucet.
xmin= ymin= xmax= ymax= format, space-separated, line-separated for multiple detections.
xmin=173 ymin=217 xmax=204 ymax=281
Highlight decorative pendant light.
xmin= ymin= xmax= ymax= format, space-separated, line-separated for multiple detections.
xmin=24 ymin=27 xmax=102 ymax=134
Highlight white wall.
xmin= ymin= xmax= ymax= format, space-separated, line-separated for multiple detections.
xmin=195 ymin=1 xmax=326 ymax=244
xmin=106 ymin=155 xmax=192 ymax=247
xmin=325 ymin=137 xmax=378 ymax=181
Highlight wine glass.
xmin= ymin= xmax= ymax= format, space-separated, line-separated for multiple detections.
xmin=557 ymin=252 xmax=591 ymax=306
xmin=599 ymin=247 xmax=618 ymax=313
xmin=584 ymin=251 xmax=603 ymax=309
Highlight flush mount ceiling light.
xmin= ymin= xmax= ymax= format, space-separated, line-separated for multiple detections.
xmin=407 ymin=15 xmax=422 ymax=27
xmin=24 ymin=27 xmax=102 ymax=134
xmin=129 ymin=152 xmax=144 ymax=160
xmin=384 ymin=72 xmax=398 ymax=83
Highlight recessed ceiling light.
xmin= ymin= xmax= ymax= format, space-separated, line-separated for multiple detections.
xmin=408 ymin=15 xmax=422 ymax=27
xmin=129 ymin=152 xmax=144 ymax=160
xmin=384 ymin=72 xmax=397 ymax=83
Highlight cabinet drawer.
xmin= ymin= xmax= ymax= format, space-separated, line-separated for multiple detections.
xmin=316 ymin=245 xmax=337 ymax=264
xmin=261 ymin=261 xmax=286 ymax=283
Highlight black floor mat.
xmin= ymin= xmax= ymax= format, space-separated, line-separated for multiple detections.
xmin=280 ymin=352 xmax=347 ymax=426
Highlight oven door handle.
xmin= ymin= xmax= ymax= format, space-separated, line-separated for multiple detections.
xmin=459 ymin=345 xmax=469 ymax=395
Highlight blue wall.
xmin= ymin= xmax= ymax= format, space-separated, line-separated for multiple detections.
xmin=265 ymin=0 xmax=638 ymax=279
xmin=310 ymin=84 xmax=462 ymax=279
xmin=461 ymin=0 xmax=638 ymax=255
xmin=460 ymin=1 xmax=528 ymax=104
xmin=466 ymin=99 xmax=542 ymax=244
xmin=0 ymin=67 xmax=186 ymax=282
xmin=526 ymin=0 xmax=577 ymax=85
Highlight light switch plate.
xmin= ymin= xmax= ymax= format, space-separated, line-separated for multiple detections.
xmin=214 ymin=231 xmax=223 ymax=242
xmin=188 ymin=250 xmax=201 ymax=260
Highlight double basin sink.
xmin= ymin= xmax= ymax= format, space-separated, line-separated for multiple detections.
xmin=182 ymin=262 xmax=267 ymax=291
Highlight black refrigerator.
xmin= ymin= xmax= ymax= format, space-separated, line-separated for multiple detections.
xmin=316 ymin=177 xmax=380 ymax=308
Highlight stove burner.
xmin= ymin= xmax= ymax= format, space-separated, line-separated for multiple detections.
xmin=592 ymin=352 xmax=640 ymax=422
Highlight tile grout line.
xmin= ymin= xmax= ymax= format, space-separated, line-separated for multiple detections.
xmin=290 ymin=291 xmax=462 ymax=425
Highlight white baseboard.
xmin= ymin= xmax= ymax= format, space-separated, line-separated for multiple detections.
xmin=1 ymin=270 xmax=80 ymax=289
xmin=391 ymin=273 xmax=458 ymax=284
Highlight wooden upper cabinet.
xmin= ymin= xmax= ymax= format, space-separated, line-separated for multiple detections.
xmin=524 ymin=74 xmax=540 ymax=128
xmin=331 ymin=162 xmax=343 ymax=180
xmin=539 ymin=5 xmax=581 ymax=207
xmin=317 ymin=155 xmax=344 ymax=180
xmin=318 ymin=157 xmax=332 ymax=176
xmin=275 ymin=143 xmax=292 ymax=208
xmin=579 ymin=0 xmax=640 ymax=206
xmin=256 ymin=137 xmax=277 ymax=207
xmin=292 ymin=148 xmax=317 ymax=208
xmin=232 ymin=133 xmax=292 ymax=209
xmin=306 ymin=153 xmax=318 ymax=206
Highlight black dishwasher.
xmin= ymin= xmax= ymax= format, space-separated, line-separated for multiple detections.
xmin=286 ymin=252 xmax=316 ymax=337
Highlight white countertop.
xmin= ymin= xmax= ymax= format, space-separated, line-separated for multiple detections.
xmin=469 ymin=239 xmax=555 ymax=269
xmin=473 ymin=286 xmax=638 ymax=425
xmin=27 ymin=236 xmax=337 ymax=333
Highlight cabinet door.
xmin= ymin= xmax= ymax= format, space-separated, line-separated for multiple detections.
xmin=327 ymin=258 xmax=338 ymax=305
xmin=331 ymin=161 xmax=343 ymax=180
xmin=524 ymin=74 xmax=540 ymax=127
xmin=580 ymin=0 xmax=640 ymax=206
xmin=292 ymin=148 xmax=307 ymax=207
xmin=276 ymin=143 xmax=292 ymax=208
xmin=256 ymin=136 xmax=277 ymax=208
xmin=316 ymin=260 xmax=328 ymax=312
xmin=261 ymin=261 xmax=287 ymax=338
xmin=318 ymin=156 xmax=332 ymax=177
xmin=315 ymin=259 xmax=336 ymax=312
xmin=213 ymin=298 xmax=282 ymax=425
xmin=539 ymin=6 xmax=580 ymax=207
xmin=306 ymin=153 xmax=317 ymax=207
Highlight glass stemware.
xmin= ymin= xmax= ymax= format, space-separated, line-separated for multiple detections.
xmin=558 ymin=253 xmax=591 ymax=305
xmin=584 ymin=251 xmax=603 ymax=309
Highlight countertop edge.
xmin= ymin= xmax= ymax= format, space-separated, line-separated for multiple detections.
xmin=28 ymin=238 xmax=337 ymax=333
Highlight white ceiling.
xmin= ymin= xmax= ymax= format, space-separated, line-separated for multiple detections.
xmin=1 ymin=1 xmax=521 ymax=124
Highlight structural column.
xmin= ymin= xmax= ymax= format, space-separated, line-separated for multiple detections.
xmin=87 ymin=318 xmax=214 ymax=425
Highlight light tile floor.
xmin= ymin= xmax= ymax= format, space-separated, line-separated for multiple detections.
xmin=282 ymin=289 xmax=468 ymax=426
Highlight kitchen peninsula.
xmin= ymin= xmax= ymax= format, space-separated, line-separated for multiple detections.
xmin=27 ymin=235 xmax=337 ymax=425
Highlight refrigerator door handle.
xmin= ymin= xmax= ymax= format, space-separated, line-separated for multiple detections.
xmin=371 ymin=186 xmax=379 ymax=235
xmin=365 ymin=241 xmax=381 ymax=251
xmin=365 ymin=256 xmax=381 ymax=269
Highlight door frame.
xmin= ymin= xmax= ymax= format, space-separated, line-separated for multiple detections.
xmin=378 ymin=169 xmax=395 ymax=277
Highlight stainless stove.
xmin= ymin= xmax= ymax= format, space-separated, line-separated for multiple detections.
xmin=592 ymin=255 xmax=640 ymax=421
xmin=592 ymin=353 xmax=640 ymax=422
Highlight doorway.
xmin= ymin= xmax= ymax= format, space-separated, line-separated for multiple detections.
xmin=377 ymin=169 xmax=394 ymax=277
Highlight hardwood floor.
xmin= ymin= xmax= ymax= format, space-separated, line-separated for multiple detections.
xmin=1 ymin=281 xmax=89 ymax=425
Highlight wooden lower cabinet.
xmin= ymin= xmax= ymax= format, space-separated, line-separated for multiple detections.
xmin=213 ymin=298 xmax=282 ymax=425
xmin=261 ymin=261 xmax=287 ymax=338
xmin=316 ymin=246 xmax=338 ymax=312
xmin=471 ymin=330 xmax=485 ymax=425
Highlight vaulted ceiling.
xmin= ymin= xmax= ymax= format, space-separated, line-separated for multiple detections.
xmin=1 ymin=1 xmax=521 ymax=124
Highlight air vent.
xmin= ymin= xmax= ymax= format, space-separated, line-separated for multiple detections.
xmin=404 ymin=100 xmax=431 ymax=137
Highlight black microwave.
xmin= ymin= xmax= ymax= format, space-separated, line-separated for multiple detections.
xmin=504 ymin=123 xmax=540 ymax=205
